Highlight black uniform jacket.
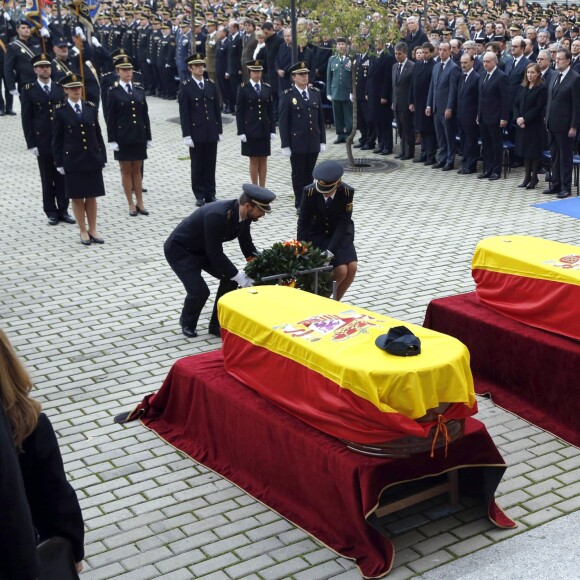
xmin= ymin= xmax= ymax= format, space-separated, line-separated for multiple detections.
xmin=21 ymin=81 xmax=65 ymax=154
xmin=297 ymin=182 xmax=355 ymax=254
xmin=4 ymin=38 xmax=42 ymax=91
xmin=52 ymin=101 xmax=107 ymax=172
xmin=178 ymin=78 xmax=222 ymax=143
xmin=166 ymin=200 xmax=257 ymax=280
xmin=235 ymin=81 xmax=276 ymax=139
xmin=19 ymin=413 xmax=85 ymax=563
xmin=51 ymin=56 xmax=100 ymax=105
xmin=278 ymin=85 xmax=326 ymax=153
xmin=106 ymin=83 xmax=152 ymax=144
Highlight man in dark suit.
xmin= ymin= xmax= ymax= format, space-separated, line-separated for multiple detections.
xmin=504 ymin=36 xmax=530 ymax=119
xmin=477 ymin=52 xmax=510 ymax=180
xmin=456 ymin=53 xmax=480 ymax=174
xmin=537 ymin=50 xmax=555 ymax=85
xmin=426 ymin=42 xmax=461 ymax=170
xmin=409 ymin=42 xmax=436 ymax=164
xmin=274 ymin=28 xmax=293 ymax=94
xmin=179 ymin=53 xmax=222 ymax=207
xmin=226 ymin=20 xmax=243 ymax=107
xmin=366 ymin=36 xmax=394 ymax=155
xmin=261 ymin=21 xmax=283 ymax=119
xmin=404 ymin=16 xmax=428 ymax=58
xmin=544 ymin=48 xmax=580 ymax=198
xmin=571 ymin=39 xmax=580 ymax=73
xmin=21 ymin=54 xmax=75 ymax=226
xmin=216 ymin=26 xmax=233 ymax=113
xmin=392 ymin=42 xmax=415 ymax=160
xmin=279 ymin=61 xmax=326 ymax=210
xmin=355 ymin=38 xmax=374 ymax=149
xmin=164 ymin=185 xmax=275 ymax=338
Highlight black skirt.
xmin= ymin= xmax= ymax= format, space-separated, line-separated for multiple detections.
xmin=114 ymin=142 xmax=147 ymax=161
xmin=241 ymin=137 xmax=271 ymax=157
xmin=65 ymin=170 xmax=106 ymax=199
xmin=311 ymin=235 xmax=357 ymax=267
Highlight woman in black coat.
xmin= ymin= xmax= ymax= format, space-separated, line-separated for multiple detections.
xmin=53 ymin=73 xmax=107 ymax=245
xmin=236 ymin=59 xmax=276 ymax=186
xmin=0 ymin=329 xmax=84 ymax=573
xmin=106 ymin=56 xmax=153 ymax=216
xmin=297 ymin=160 xmax=357 ymax=301
xmin=514 ymin=62 xmax=548 ymax=189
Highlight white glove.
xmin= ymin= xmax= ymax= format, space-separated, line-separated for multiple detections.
xmin=165 ymin=64 xmax=171 ymax=68
xmin=3 ymin=11 xmax=10 ymax=21
xmin=183 ymin=136 xmax=194 ymax=148
xmin=57 ymin=167 xmax=65 ymax=175
xmin=146 ymin=141 xmax=153 ymax=149
xmin=72 ymin=46 xmax=80 ymax=55
xmin=146 ymin=58 xmax=151 ymax=64
xmin=108 ymin=142 xmax=119 ymax=151
xmin=239 ymin=134 xmax=247 ymax=142
xmin=327 ymin=95 xmax=332 ymax=101
xmin=40 ymin=27 xmax=50 ymax=38
xmin=28 ymin=147 xmax=39 ymax=156
xmin=75 ymin=26 xmax=86 ymax=41
xmin=91 ymin=37 xmax=101 ymax=48
xmin=320 ymin=144 xmax=326 ymax=153
xmin=231 ymin=271 xmax=254 ymax=288
xmin=349 ymin=93 xmax=353 ymax=102
xmin=10 ymin=89 xmax=19 ymax=96
xmin=218 ymin=135 xmax=222 ymax=142
xmin=281 ymin=147 xmax=291 ymax=157
xmin=270 ymin=133 xmax=276 ymax=140
xmin=322 ymin=249 xmax=334 ymax=264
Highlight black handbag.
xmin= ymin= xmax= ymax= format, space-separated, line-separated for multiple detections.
xmin=37 ymin=537 xmax=80 ymax=580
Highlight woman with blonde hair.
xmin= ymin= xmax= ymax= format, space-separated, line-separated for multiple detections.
xmin=0 ymin=329 xmax=85 ymax=573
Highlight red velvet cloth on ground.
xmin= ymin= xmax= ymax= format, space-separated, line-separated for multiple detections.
xmin=124 ymin=351 xmax=514 ymax=579
xmin=424 ymin=292 xmax=580 ymax=447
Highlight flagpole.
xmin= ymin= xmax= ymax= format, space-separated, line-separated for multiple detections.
xmin=72 ymin=0 xmax=86 ymax=100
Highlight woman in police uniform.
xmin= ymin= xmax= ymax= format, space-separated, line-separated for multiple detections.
xmin=53 ymin=73 xmax=107 ymax=246
xmin=297 ymin=160 xmax=357 ymax=301
xmin=106 ymin=56 xmax=152 ymax=216
xmin=235 ymin=59 xmax=276 ymax=187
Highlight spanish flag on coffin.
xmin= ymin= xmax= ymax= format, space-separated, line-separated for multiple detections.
xmin=472 ymin=236 xmax=580 ymax=341
xmin=219 ymin=286 xmax=477 ymax=445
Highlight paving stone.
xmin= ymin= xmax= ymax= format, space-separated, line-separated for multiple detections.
xmin=413 ymin=532 xmax=457 ymax=556
xmin=407 ymin=549 xmax=455 ymax=574
xmin=520 ymin=507 xmax=564 ymax=527
xmin=260 ymin=557 xmax=312 ymax=580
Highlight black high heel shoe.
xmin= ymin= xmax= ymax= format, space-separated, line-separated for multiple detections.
xmin=80 ymin=234 xmax=91 ymax=246
xmin=136 ymin=205 xmax=150 ymax=216
xmin=88 ymin=233 xmax=105 ymax=244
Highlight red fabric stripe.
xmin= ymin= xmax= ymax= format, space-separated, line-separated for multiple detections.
xmin=222 ymin=329 xmax=476 ymax=445
xmin=473 ymin=268 xmax=580 ymax=340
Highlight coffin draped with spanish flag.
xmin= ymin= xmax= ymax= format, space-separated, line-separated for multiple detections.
xmin=472 ymin=235 xmax=580 ymax=341
xmin=219 ymin=286 xmax=477 ymax=444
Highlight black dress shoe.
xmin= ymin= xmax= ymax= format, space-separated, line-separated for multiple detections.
xmin=208 ymin=324 xmax=221 ymax=338
xmin=431 ymin=162 xmax=445 ymax=169
xmin=142 ymin=188 xmax=148 ymax=193
xmin=5 ymin=110 xmax=16 ymax=116
xmin=488 ymin=173 xmax=500 ymax=181
xmin=441 ymin=164 xmax=454 ymax=171
xmin=557 ymin=191 xmax=571 ymax=199
xmin=517 ymin=181 xmax=530 ymax=188
xmin=373 ymin=147 xmax=383 ymax=154
xmin=129 ymin=208 xmax=138 ymax=216
xmin=542 ymin=188 xmax=558 ymax=195
xmin=59 ymin=213 xmax=76 ymax=224
xmin=360 ymin=144 xmax=373 ymax=150
xmin=88 ymin=233 xmax=105 ymax=244
xmin=48 ymin=216 xmax=59 ymax=226
xmin=0 ymin=111 xmax=5 ymax=116
xmin=413 ymin=157 xmax=426 ymax=163
xmin=182 ymin=325 xmax=198 ymax=338
xmin=424 ymin=158 xmax=436 ymax=165
xmin=80 ymin=234 xmax=91 ymax=246
xmin=333 ymin=137 xmax=346 ymax=144
xmin=477 ymin=171 xmax=492 ymax=179
xmin=136 ymin=206 xmax=149 ymax=216
xmin=353 ymin=143 xmax=363 ymax=148
xmin=394 ymin=153 xmax=404 ymax=159
xmin=207 ymin=196 xmax=217 ymax=203
xmin=380 ymin=149 xmax=392 ymax=155
xmin=195 ymin=199 xmax=205 ymax=207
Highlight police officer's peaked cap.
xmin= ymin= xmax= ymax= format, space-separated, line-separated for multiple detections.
xmin=313 ymin=160 xmax=344 ymax=194
xmin=180 ymin=18 xmax=191 ymax=26
xmin=54 ymin=36 xmax=69 ymax=47
xmin=115 ymin=56 xmax=134 ymax=69
xmin=161 ymin=22 xmax=171 ymax=29
xmin=59 ymin=73 xmax=83 ymax=88
xmin=32 ymin=53 xmax=52 ymax=67
xmin=186 ymin=53 xmax=206 ymax=65
xmin=245 ymin=59 xmax=264 ymax=70
xmin=111 ymin=48 xmax=129 ymax=60
xmin=242 ymin=184 xmax=276 ymax=213
xmin=290 ymin=61 xmax=310 ymax=74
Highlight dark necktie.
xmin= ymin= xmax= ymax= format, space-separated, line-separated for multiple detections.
xmin=483 ymin=73 xmax=490 ymax=84
xmin=302 ymin=90 xmax=308 ymax=102
xmin=464 ymin=73 xmax=468 ymax=83
xmin=44 ymin=84 xmax=50 ymax=96
xmin=255 ymin=83 xmax=261 ymax=95
xmin=554 ymin=73 xmax=563 ymax=89
xmin=325 ymin=196 xmax=333 ymax=209
xmin=126 ymin=84 xmax=133 ymax=94
xmin=74 ymin=103 xmax=81 ymax=118
xmin=441 ymin=61 xmax=446 ymax=72
xmin=199 ymin=81 xmax=204 ymax=91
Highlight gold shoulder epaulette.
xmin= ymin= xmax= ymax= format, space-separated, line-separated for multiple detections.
xmin=86 ymin=101 xmax=95 ymax=107
xmin=114 ymin=81 xmax=119 ymax=87
xmin=344 ymin=184 xmax=354 ymax=197
xmin=284 ymin=88 xmax=292 ymax=94
xmin=226 ymin=209 xmax=232 ymax=220
xmin=55 ymin=102 xmax=65 ymax=108
xmin=306 ymin=187 xmax=315 ymax=197
xmin=24 ymin=82 xmax=34 ymax=90
xmin=240 ymin=82 xmax=246 ymax=88
xmin=263 ymin=82 xmax=270 ymax=87
xmin=311 ymin=86 xmax=320 ymax=92
xmin=207 ymin=78 xmax=215 ymax=83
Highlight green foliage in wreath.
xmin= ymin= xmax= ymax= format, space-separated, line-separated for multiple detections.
xmin=245 ymin=240 xmax=333 ymax=296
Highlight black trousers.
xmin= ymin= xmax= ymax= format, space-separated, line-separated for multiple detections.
xmin=549 ymin=130 xmax=574 ymax=193
xmin=480 ymin=122 xmax=503 ymax=175
xmin=458 ymin=123 xmax=480 ymax=172
xmin=0 ymin=58 xmax=14 ymax=113
xmin=395 ymin=108 xmax=415 ymax=157
xmin=164 ymin=241 xmax=238 ymax=330
xmin=357 ymin=99 xmax=371 ymax=145
xmin=189 ymin=142 xmax=218 ymax=203
xmin=37 ymin=154 xmax=68 ymax=218
xmin=290 ymin=151 xmax=319 ymax=208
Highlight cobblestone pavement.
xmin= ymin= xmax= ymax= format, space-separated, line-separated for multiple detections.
xmin=1 ymin=94 xmax=578 ymax=580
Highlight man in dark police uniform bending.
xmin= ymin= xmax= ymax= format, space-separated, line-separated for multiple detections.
xmin=164 ymin=184 xmax=276 ymax=339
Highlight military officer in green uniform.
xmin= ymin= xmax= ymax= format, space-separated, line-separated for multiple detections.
xmin=326 ymin=38 xmax=352 ymax=144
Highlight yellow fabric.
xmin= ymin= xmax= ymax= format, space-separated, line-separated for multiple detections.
xmin=472 ymin=236 xmax=580 ymax=286
xmin=219 ymin=286 xmax=476 ymax=420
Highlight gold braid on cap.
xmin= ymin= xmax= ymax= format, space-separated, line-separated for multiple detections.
xmin=315 ymin=178 xmax=341 ymax=193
